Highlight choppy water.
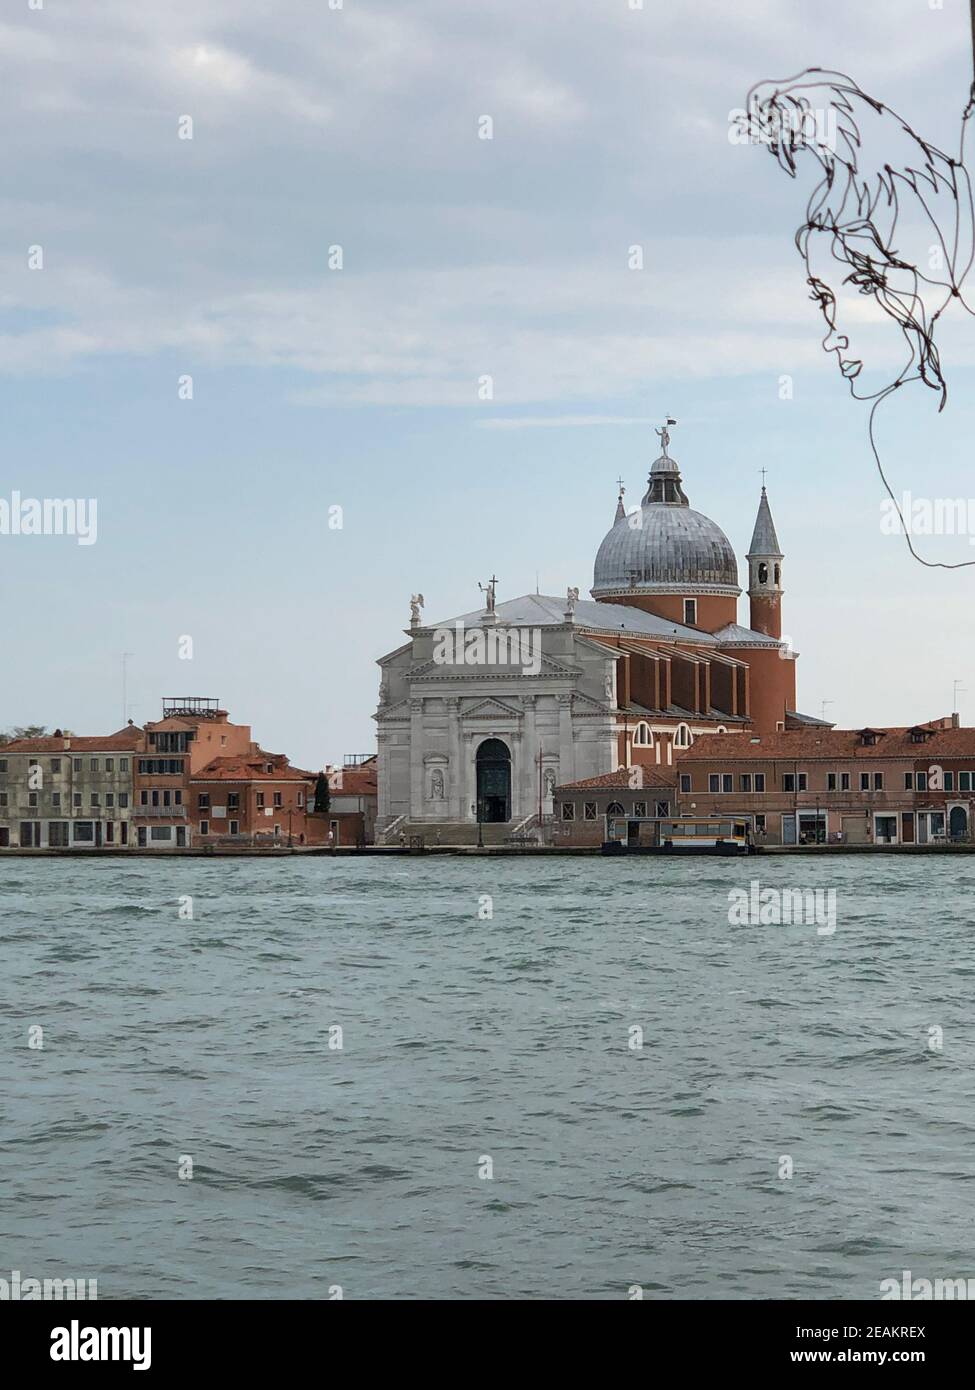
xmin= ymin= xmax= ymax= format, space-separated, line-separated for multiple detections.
xmin=1 ymin=855 xmax=974 ymax=1300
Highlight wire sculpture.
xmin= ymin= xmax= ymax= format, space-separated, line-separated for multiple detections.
xmin=741 ymin=3 xmax=975 ymax=568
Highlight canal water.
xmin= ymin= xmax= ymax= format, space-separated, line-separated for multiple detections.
xmin=1 ymin=855 xmax=972 ymax=1299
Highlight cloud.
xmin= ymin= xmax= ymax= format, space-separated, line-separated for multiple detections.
xmin=2 ymin=0 xmax=974 ymax=405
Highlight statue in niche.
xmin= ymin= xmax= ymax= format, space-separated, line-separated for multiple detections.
xmin=430 ymin=768 xmax=445 ymax=800
xmin=604 ymin=670 xmax=614 ymax=702
xmin=544 ymin=769 xmax=556 ymax=800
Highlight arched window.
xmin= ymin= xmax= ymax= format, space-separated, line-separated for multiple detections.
xmin=674 ymin=723 xmax=693 ymax=749
xmin=633 ymin=721 xmax=653 ymax=747
xmin=773 ymin=563 xmax=781 ymax=585
xmin=757 ymin=562 xmax=768 ymax=584
xmin=716 ymin=725 xmax=727 ymax=734
xmin=606 ymin=802 xmax=625 ymax=816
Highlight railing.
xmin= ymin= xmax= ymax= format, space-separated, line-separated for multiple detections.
xmin=378 ymin=814 xmax=407 ymax=845
xmin=134 ymin=805 xmax=187 ymax=818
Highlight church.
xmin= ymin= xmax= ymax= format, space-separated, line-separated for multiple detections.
xmin=374 ymin=425 xmax=808 ymax=842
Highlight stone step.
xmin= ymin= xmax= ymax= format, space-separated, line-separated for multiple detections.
xmin=391 ymin=821 xmax=521 ymax=846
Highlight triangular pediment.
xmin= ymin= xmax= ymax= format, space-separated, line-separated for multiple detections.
xmin=463 ymin=697 xmax=523 ymax=719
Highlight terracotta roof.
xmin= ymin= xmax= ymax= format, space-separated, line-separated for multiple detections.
xmin=190 ymin=753 xmax=312 ymax=783
xmin=677 ymin=723 xmax=975 ymax=762
xmin=556 ymin=767 xmax=677 ymax=791
xmin=329 ymin=765 xmax=378 ymax=794
xmin=0 ymin=727 xmax=144 ymax=753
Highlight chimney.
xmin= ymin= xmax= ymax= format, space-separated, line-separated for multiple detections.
xmin=953 ymin=711 xmax=960 ymax=728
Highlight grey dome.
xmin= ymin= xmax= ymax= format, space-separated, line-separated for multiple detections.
xmin=593 ymin=451 xmax=739 ymax=594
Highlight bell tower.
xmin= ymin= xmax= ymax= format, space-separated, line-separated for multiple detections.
xmin=747 ymin=483 xmax=784 ymax=639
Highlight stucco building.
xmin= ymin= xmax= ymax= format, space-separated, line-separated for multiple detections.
xmin=675 ymin=717 xmax=972 ymax=845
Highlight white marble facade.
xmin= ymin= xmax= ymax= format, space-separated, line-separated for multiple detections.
xmin=375 ymin=596 xmax=621 ymax=828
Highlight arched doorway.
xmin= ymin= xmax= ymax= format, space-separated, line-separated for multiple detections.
xmin=476 ymin=739 xmax=511 ymax=822
xmin=949 ymin=805 xmax=968 ymax=841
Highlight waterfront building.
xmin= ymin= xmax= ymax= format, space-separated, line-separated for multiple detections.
xmin=674 ymin=716 xmax=971 ymax=845
xmin=189 ymin=752 xmax=313 ymax=846
xmin=0 ymin=697 xmax=327 ymax=851
xmin=375 ymin=424 xmax=813 ymax=843
xmin=318 ymin=755 xmax=378 ymax=847
xmin=0 ymin=727 xmax=142 ymax=849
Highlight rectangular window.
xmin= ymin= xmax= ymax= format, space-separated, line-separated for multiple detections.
xmin=90 ymin=758 xmax=99 ymax=772
xmin=50 ymin=758 xmax=61 ymax=773
xmin=228 ymin=793 xmax=240 ymax=811
xmin=91 ymin=794 xmax=100 ymax=807
xmin=754 ymin=774 xmax=766 ymax=792
xmin=273 ymin=791 xmax=283 ymax=807
xmin=561 ymin=802 xmax=575 ymax=821
xmin=841 ymin=772 xmax=850 ymax=791
xmin=73 ymin=793 xmax=82 ymax=807
xmin=722 ymin=775 xmax=733 ymax=793
xmin=634 ymin=801 xmax=647 ymax=818
xmin=150 ymin=826 xmax=172 ymax=841
xmin=944 ymin=771 xmax=955 ymax=792
xmin=683 ymin=598 xmax=697 ymax=626
xmin=873 ymin=773 xmax=884 ymax=790
xmin=679 ymin=774 xmax=691 ymax=793
xmin=28 ymin=791 xmax=38 ymax=808
xmin=783 ymin=774 xmax=796 ymax=792
xmin=175 ymin=790 xmax=182 ymax=805
xmin=105 ymin=758 xmax=114 ymax=772
xmin=200 ymin=820 xmax=209 ymax=836
xmin=106 ymin=793 xmax=114 ymax=808
xmin=119 ymin=758 xmax=128 ymax=772
xmin=118 ymin=793 xmax=128 ymax=808
xmin=51 ymin=791 xmax=61 ymax=807
xmin=163 ymin=790 xmax=171 ymax=807
xmin=797 ymin=773 xmax=808 ymax=791
xmin=960 ymin=772 xmax=972 ymax=792
xmin=48 ymin=822 xmax=69 ymax=847
xmin=229 ymin=819 xmax=240 ymax=835
xmin=0 ymin=792 xmax=7 ymax=808
xmin=73 ymin=822 xmax=94 ymax=843
xmin=583 ymin=801 xmax=597 ymax=820
xmin=904 ymin=772 xmax=914 ymax=790
xmin=297 ymin=792 xmax=304 ymax=808
xmin=916 ymin=771 xmax=928 ymax=791
xmin=256 ymin=792 xmax=265 ymax=809
xmin=73 ymin=758 xmax=82 ymax=772
xmin=708 ymin=774 xmax=720 ymax=792
xmin=860 ymin=773 xmax=870 ymax=791
xmin=0 ymin=759 xmax=6 ymax=773
xmin=655 ymin=800 xmax=670 ymax=817
xmin=740 ymin=774 xmax=752 ymax=792
xmin=755 ymin=814 xmax=766 ymax=831
xmin=827 ymin=773 xmax=837 ymax=791
xmin=198 ymin=794 xmax=210 ymax=809
xmin=105 ymin=822 xmax=114 ymax=844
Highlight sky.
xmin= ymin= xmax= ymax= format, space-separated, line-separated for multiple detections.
xmin=3 ymin=0 xmax=975 ymax=767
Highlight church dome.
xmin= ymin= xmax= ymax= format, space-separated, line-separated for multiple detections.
xmin=592 ymin=445 xmax=739 ymax=596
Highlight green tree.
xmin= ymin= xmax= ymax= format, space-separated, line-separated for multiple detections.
xmin=313 ymin=772 xmax=331 ymax=814
xmin=0 ymin=724 xmax=48 ymax=745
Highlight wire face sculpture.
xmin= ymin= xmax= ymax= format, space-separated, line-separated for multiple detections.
xmin=741 ymin=23 xmax=975 ymax=569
